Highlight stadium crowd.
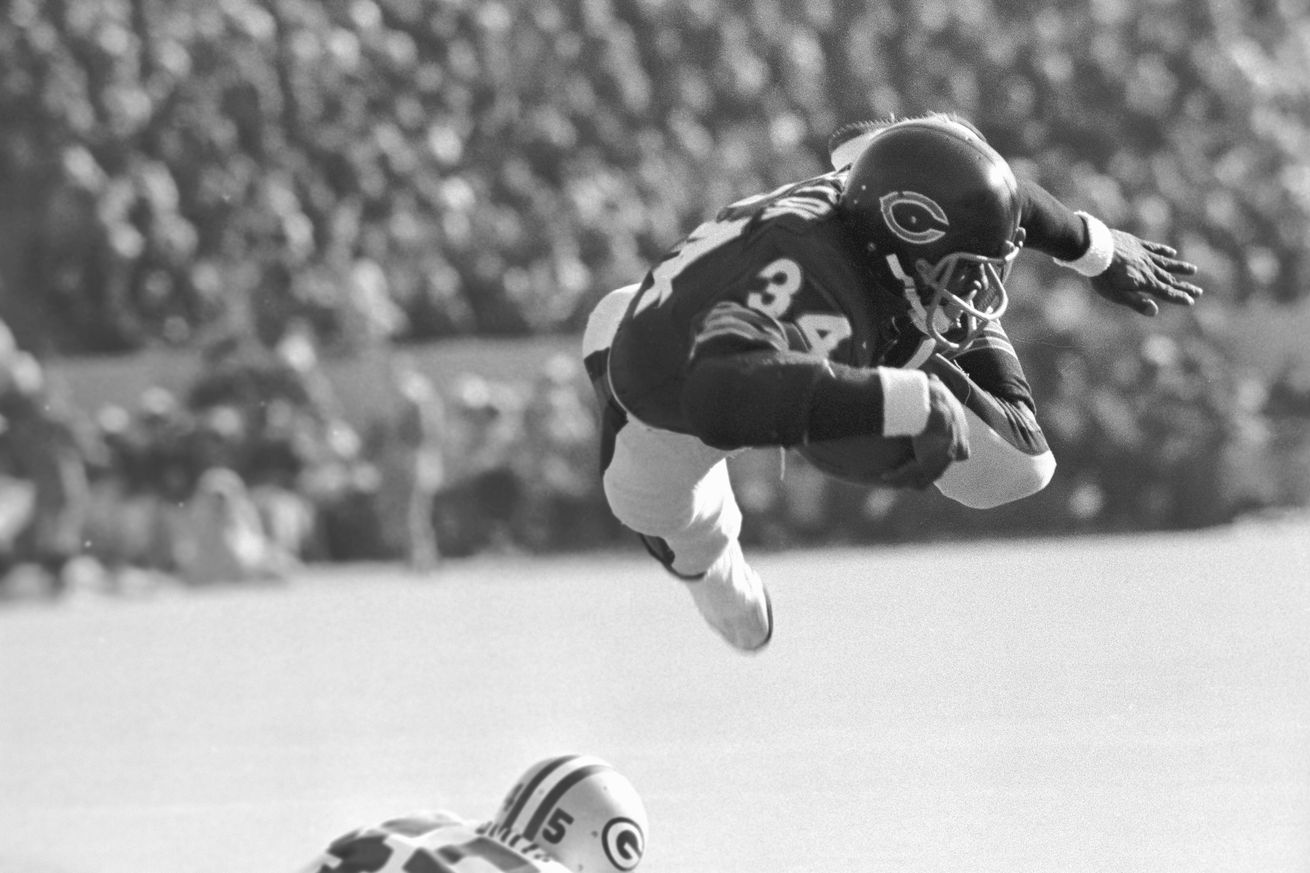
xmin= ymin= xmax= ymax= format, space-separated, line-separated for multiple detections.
xmin=0 ymin=323 xmax=627 ymax=595
xmin=0 ymin=311 xmax=1304 ymax=598
xmin=0 ymin=0 xmax=1307 ymax=595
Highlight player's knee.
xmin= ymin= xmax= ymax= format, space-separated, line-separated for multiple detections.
xmin=604 ymin=476 xmax=667 ymax=535
xmin=936 ymin=450 xmax=1056 ymax=509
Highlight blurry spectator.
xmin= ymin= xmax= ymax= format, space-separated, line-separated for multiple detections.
xmin=515 ymin=354 xmax=606 ymax=551
xmin=0 ymin=353 xmax=91 ymax=595
xmin=81 ymin=404 xmax=140 ymax=583
xmin=433 ymin=374 xmax=524 ymax=557
xmin=178 ymin=466 xmax=289 ymax=586
xmin=4 ymin=0 xmax=1304 ymax=354
xmin=127 ymin=386 xmax=197 ymax=573
xmin=187 ymin=324 xmax=360 ymax=561
xmin=243 ymin=391 xmax=316 ymax=556
xmin=1264 ymin=357 xmax=1310 ymax=507
xmin=1265 ymin=357 xmax=1310 ymax=420
xmin=372 ymin=368 xmax=445 ymax=570
xmin=191 ymin=404 xmax=248 ymax=479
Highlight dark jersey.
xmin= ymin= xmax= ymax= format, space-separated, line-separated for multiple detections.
xmin=606 ymin=171 xmax=1047 ymax=457
xmin=611 ymin=172 xmax=878 ymax=426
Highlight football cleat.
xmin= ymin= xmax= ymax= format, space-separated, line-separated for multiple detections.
xmin=683 ymin=540 xmax=773 ymax=653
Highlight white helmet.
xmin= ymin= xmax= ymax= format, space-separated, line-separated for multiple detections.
xmin=487 ymin=755 xmax=648 ymax=873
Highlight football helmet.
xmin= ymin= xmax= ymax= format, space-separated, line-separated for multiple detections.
xmin=839 ymin=118 xmax=1024 ymax=350
xmin=488 ymin=755 xmax=648 ymax=873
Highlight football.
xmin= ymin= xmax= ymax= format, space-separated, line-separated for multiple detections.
xmin=796 ymin=433 xmax=916 ymax=485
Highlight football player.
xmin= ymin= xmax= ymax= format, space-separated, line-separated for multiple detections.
xmin=581 ymin=113 xmax=1204 ymax=653
xmin=298 ymin=754 xmax=647 ymax=873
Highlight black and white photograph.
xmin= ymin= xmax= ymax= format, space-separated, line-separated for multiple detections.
xmin=0 ymin=1 xmax=1307 ymax=871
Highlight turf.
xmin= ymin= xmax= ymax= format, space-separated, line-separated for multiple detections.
xmin=2 ymin=518 xmax=1308 ymax=873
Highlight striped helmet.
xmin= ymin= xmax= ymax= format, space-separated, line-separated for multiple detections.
xmin=489 ymin=755 xmax=647 ymax=873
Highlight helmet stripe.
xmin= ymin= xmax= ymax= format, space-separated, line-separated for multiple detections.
xmin=521 ymin=762 xmax=612 ymax=841
xmin=500 ymin=755 xmax=577 ymax=833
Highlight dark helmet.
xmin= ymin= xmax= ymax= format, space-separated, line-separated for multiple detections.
xmin=839 ymin=117 xmax=1024 ymax=350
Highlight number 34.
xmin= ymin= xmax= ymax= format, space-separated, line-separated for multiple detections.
xmin=746 ymin=258 xmax=850 ymax=357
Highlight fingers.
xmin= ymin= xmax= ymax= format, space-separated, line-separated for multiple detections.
xmin=1166 ymin=271 xmax=1204 ymax=297
xmin=1141 ymin=240 xmax=1179 ymax=258
xmin=1159 ymin=282 xmax=1202 ymax=305
xmin=1152 ymin=255 xmax=1199 ymax=277
xmin=1101 ymin=234 xmax=1204 ymax=313
xmin=1116 ymin=288 xmax=1160 ymax=316
xmin=1140 ymin=239 xmax=1200 ymax=278
xmin=1139 ymin=248 xmax=1204 ymax=304
xmin=1152 ymin=266 xmax=1204 ymax=304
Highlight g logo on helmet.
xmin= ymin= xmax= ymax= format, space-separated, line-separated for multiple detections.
xmin=601 ymin=817 xmax=645 ymax=871
xmin=879 ymin=191 xmax=950 ymax=245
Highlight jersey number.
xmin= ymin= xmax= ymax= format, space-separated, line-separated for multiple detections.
xmin=796 ymin=314 xmax=851 ymax=358
xmin=747 ymin=258 xmax=851 ymax=357
xmin=632 ymin=222 xmax=853 ymax=358
xmin=539 ymin=809 xmax=574 ymax=844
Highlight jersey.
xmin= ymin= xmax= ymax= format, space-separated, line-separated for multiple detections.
xmin=609 ymin=170 xmax=888 ymax=435
xmin=605 ymin=170 xmax=1048 ymax=458
xmin=298 ymin=811 xmax=571 ymax=873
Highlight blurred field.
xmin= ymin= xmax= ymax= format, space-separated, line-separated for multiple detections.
xmin=2 ymin=517 xmax=1308 ymax=873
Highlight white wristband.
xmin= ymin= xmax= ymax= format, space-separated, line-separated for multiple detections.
xmin=879 ymin=368 xmax=931 ymax=437
xmin=1054 ymin=211 xmax=1115 ymax=277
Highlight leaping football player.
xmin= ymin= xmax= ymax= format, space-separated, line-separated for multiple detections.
xmin=581 ymin=112 xmax=1203 ymax=654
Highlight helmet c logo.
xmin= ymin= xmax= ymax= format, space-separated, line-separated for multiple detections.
xmin=879 ymin=191 xmax=949 ymax=245
xmin=602 ymin=818 xmax=645 ymax=871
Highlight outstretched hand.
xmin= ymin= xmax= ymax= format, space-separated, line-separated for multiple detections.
xmin=1090 ymin=230 xmax=1204 ymax=317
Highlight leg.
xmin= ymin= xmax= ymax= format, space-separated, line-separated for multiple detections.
xmin=604 ymin=417 xmax=772 ymax=652
xmin=604 ymin=420 xmax=739 ymax=575
xmin=583 ymin=287 xmax=771 ymax=651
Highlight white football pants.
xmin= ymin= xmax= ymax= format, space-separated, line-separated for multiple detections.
xmin=582 ymin=285 xmax=742 ymax=577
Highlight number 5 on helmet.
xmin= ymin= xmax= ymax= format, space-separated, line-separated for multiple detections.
xmin=487 ymin=755 xmax=648 ymax=873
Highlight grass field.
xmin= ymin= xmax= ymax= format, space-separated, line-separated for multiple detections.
xmin=2 ymin=517 xmax=1308 ymax=873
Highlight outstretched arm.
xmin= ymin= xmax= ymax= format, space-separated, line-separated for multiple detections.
xmin=1018 ymin=178 xmax=1204 ymax=316
xmin=827 ymin=116 xmax=1204 ymax=315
